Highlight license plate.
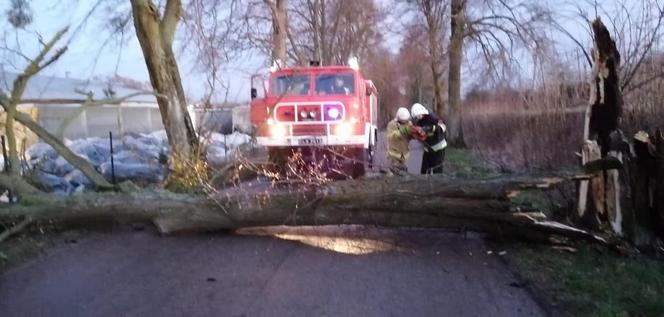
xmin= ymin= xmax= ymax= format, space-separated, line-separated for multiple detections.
xmin=298 ymin=138 xmax=323 ymax=145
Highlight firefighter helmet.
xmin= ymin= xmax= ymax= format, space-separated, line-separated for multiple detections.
xmin=411 ymin=103 xmax=429 ymax=118
xmin=396 ymin=107 xmax=410 ymax=121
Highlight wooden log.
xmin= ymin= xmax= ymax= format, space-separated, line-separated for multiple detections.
xmin=0 ymin=175 xmax=607 ymax=245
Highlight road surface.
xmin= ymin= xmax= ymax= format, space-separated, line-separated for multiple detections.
xmin=0 ymin=227 xmax=543 ymax=317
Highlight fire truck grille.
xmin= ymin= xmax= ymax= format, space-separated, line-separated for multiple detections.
xmin=292 ymin=124 xmax=327 ymax=136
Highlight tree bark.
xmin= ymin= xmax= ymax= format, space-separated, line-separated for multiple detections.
xmin=423 ymin=0 xmax=444 ymax=116
xmin=0 ymin=174 xmax=607 ymax=245
xmin=12 ymin=111 xmax=113 ymax=189
xmin=578 ymin=19 xmax=622 ymax=235
xmin=130 ymin=0 xmax=198 ymax=163
xmin=266 ymin=0 xmax=288 ymax=64
xmin=311 ymin=0 xmax=323 ymax=63
xmin=654 ymin=131 xmax=664 ymax=237
xmin=575 ymin=19 xmax=652 ymax=244
xmin=448 ymin=0 xmax=466 ymax=147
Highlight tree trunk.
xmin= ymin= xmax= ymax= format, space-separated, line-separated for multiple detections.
xmin=268 ymin=0 xmax=288 ymax=64
xmin=575 ymin=19 xmax=655 ymax=244
xmin=654 ymin=132 xmax=664 ymax=237
xmin=130 ymin=0 xmax=198 ymax=163
xmin=578 ymin=18 xmax=622 ymax=234
xmin=424 ymin=5 xmax=444 ymax=116
xmin=312 ymin=0 xmax=323 ymax=63
xmin=12 ymin=111 xmax=113 ymax=189
xmin=448 ymin=0 xmax=466 ymax=147
xmin=0 ymin=174 xmax=607 ymax=245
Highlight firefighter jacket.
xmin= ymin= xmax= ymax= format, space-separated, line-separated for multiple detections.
xmin=414 ymin=113 xmax=447 ymax=152
xmin=386 ymin=119 xmax=413 ymax=162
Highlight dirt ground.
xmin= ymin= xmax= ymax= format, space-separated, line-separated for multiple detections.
xmin=0 ymin=227 xmax=544 ymax=317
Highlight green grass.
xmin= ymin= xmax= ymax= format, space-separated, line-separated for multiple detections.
xmin=510 ymin=189 xmax=551 ymax=213
xmin=506 ymin=243 xmax=664 ymax=317
xmin=444 ymin=147 xmax=493 ymax=178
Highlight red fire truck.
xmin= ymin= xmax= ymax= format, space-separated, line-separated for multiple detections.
xmin=250 ymin=60 xmax=378 ymax=177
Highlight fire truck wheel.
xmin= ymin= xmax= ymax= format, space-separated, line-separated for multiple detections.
xmin=367 ymin=146 xmax=375 ymax=170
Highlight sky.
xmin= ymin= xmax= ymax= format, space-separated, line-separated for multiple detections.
xmin=0 ymin=0 xmax=264 ymax=103
xmin=1 ymin=0 xmax=652 ymax=104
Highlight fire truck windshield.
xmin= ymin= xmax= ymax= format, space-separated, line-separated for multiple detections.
xmin=315 ymin=73 xmax=355 ymax=95
xmin=271 ymin=74 xmax=310 ymax=96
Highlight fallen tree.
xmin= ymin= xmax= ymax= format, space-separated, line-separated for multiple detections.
xmin=0 ymin=173 xmax=609 ymax=246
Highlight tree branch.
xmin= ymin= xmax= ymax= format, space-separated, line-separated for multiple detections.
xmin=160 ymin=0 xmax=181 ymax=45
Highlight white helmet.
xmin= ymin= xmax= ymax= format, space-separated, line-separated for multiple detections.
xmin=396 ymin=107 xmax=410 ymax=121
xmin=411 ymin=103 xmax=429 ymax=117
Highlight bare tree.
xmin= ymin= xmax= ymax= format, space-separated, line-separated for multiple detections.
xmin=446 ymin=0 xmax=550 ymax=147
xmin=180 ymin=0 xmax=245 ymax=102
xmin=239 ymin=0 xmax=383 ymax=66
xmin=5 ymin=0 xmax=33 ymax=28
xmin=554 ymin=0 xmax=664 ymax=95
xmin=397 ymin=23 xmax=435 ymax=109
xmin=407 ymin=0 xmax=449 ymax=116
xmin=448 ymin=0 xmax=466 ymax=146
xmin=264 ymin=0 xmax=288 ymax=63
xmin=129 ymin=0 xmax=198 ymax=169
xmin=0 ymin=29 xmax=124 ymax=192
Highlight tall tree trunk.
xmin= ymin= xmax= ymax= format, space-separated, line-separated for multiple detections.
xmin=267 ymin=0 xmax=288 ymax=64
xmin=422 ymin=0 xmax=444 ymax=116
xmin=312 ymin=0 xmax=323 ymax=63
xmin=130 ymin=0 xmax=198 ymax=164
xmin=448 ymin=0 xmax=466 ymax=147
xmin=427 ymin=25 xmax=444 ymax=116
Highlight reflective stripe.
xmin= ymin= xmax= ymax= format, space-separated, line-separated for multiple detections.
xmin=427 ymin=125 xmax=436 ymax=137
xmin=398 ymin=125 xmax=411 ymax=136
xmin=431 ymin=139 xmax=447 ymax=151
xmin=388 ymin=149 xmax=408 ymax=161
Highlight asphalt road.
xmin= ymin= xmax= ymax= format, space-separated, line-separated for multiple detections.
xmin=0 ymin=227 xmax=543 ymax=317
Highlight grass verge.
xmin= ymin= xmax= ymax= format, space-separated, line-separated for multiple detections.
xmin=502 ymin=242 xmax=664 ymax=317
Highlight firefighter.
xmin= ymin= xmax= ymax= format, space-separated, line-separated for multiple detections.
xmin=386 ymin=107 xmax=414 ymax=175
xmin=411 ymin=103 xmax=447 ymax=174
xmin=332 ymin=77 xmax=350 ymax=95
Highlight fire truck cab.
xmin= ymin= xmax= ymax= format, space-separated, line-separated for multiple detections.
xmin=250 ymin=60 xmax=378 ymax=177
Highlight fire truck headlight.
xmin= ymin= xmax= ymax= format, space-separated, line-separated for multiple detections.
xmin=309 ymin=111 xmax=317 ymax=119
xmin=270 ymin=124 xmax=287 ymax=138
xmin=334 ymin=122 xmax=353 ymax=138
xmin=300 ymin=111 xmax=308 ymax=119
xmin=328 ymin=108 xmax=340 ymax=120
